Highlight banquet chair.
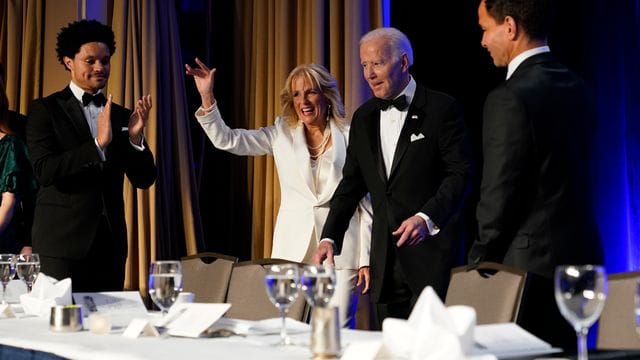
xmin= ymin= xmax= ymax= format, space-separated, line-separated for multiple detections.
xmin=224 ymin=259 xmax=309 ymax=321
xmin=181 ymin=252 xmax=238 ymax=303
xmin=597 ymin=271 xmax=640 ymax=350
xmin=445 ymin=262 xmax=527 ymax=324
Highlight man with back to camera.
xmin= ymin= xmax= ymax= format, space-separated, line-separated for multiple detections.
xmin=314 ymin=27 xmax=473 ymax=326
xmin=469 ymin=0 xmax=604 ymax=349
xmin=26 ymin=19 xmax=157 ymax=291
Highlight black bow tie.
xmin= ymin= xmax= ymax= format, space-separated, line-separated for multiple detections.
xmin=376 ymin=95 xmax=408 ymax=111
xmin=82 ymin=92 xmax=106 ymax=107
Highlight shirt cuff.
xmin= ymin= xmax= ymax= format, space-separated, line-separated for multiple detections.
xmin=196 ymin=100 xmax=217 ymax=116
xmin=319 ymin=238 xmax=335 ymax=246
xmin=416 ymin=212 xmax=440 ymax=236
xmin=129 ymin=134 xmax=146 ymax=151
xmin=94 ymin=138 xmax=106 ymax=161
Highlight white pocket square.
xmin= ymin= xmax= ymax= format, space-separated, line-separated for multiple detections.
xmin=410 ymin=133 xmax=425 ymax=142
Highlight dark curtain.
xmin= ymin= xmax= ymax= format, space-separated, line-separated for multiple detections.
xmin=153 ymin=0 xmax=205 ymax=260
xmin=177 ymin=0 xmax=252 ymax=260
xmin=591 ymin=0 xmax=640 ymax=272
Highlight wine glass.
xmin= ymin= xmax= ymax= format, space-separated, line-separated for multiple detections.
xmin=16 ymin=253 xmax=40 ymax=293
xmin=0 ymin=254 xmax=16 ymax=303
xmin=264 ymin=263 xmax=300 ymax=346
xmin=300 ymin=264 xmax=336 ymax=307
xmin=554 ymin=265 xmax=607 ymax=360
xmin=148 ymin=260 xmax=183 ymax=315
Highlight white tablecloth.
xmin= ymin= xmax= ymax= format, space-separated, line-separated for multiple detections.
xmin=0 ymin=315 xmax=382 ymax=360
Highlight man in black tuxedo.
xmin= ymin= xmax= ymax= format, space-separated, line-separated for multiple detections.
xmin=314 ymin=27 xmax=472 ymax=325
xmin=468 ymin=0 xmax=603 ymax=349
xmin=26 ymin=20 xmax=157 ymax=292
xmin=469 ymin=0 xmax=603 ymax=282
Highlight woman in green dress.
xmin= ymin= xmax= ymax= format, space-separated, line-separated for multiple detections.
xmin=0 ymin=63 xmax=37 ymax=254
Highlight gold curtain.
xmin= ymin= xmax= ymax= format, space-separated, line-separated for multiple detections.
xmin=235 ymin=0 xmax=383 ymax=259
xmin=0 ymin=0 xmax=44 ymax=114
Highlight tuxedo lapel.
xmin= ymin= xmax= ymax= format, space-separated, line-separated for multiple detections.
xmin=363 ymin=110 xmax=387 ymax=184
xmin=388 ymin=91 xmax=426 ymax=180
xmin=57 ymin=87 xmax=93 ymax=141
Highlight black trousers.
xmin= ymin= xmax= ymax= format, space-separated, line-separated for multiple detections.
xmin=372 ymin=245 xmax=418 ymax=330
xmin=40 ymin=217 xmax=126 ymax=292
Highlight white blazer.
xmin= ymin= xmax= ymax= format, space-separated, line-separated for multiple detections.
xmin=196 ymin=105 xmax=371 ymax=269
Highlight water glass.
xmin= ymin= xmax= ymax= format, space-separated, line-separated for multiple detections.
xmin=0 ymin=254 xmax=16 ymax=303
xmin=16 ymin=253 xmax=40 ymax=293
xmin=300 ymin=264 xmax=336 ymax=307
xmin=554 ymin=265 xmax=607 ymax=360
xmin=148 ymin=260 xmax=183 ymax=314
xmin=264 ymin=263 xmax=299 ymax=346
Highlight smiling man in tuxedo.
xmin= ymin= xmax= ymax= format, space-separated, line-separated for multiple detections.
xmin=469 ymin=0 xmax=603 ymax=289
xmin=26 ymin=20 xmax=157 ymax=291
xmin=468 ymin=0 xmax=604 ymax=349
xmin=314 ymin=27 xmax=472 ymax=326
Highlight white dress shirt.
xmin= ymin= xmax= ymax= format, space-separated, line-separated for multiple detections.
xmin=69 ymin=81 xmax=145 ymax=161
xmin=506 ymin=45 xmax=551 ymax=80
xmin=379 ymin=78 xmax=416 ymax=177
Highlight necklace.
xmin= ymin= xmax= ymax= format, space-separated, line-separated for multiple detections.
xmin=307 ymin=124 xmax=331 ymax=150
xmin=307 ymin=123 xmax=331 ymax=160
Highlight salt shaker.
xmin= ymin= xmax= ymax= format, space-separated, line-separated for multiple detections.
xmin=310 ymin=306 xmax=341 ymax=358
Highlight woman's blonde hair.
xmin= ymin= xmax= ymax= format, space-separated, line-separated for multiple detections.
xmin=279 ymin=63 xmax=347 ymax=128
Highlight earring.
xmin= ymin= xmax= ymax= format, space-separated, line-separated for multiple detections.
xmin=326 ymin=104 xmax=332 ymax=120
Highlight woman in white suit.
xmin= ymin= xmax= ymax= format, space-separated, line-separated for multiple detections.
xmin=185 ymin=60 xmax=372 ymax=328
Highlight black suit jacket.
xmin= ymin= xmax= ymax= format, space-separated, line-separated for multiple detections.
xmin=26 ymin=87 xmax=157 ymax=259
xmin=322 ymin=82 xmax=472 ymax=302
xmin=469 ymin=53 xmax=603 ymax=278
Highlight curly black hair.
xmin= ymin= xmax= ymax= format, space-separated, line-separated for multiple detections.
xmin=56 ymin=19 xmax=116 ymax=67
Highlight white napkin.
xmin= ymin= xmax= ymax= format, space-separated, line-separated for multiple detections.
xmin=19 ymin=273 xmax=72 ymax=317
xmin=379 ymin=287 xmax=474 ymax=359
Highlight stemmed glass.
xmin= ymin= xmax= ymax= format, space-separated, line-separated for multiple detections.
xmin=0 ymin=254 xmax=16 ymax=303
xmin=264 ymin=263 xmax=300 ymax=346
xmin=300 ymin=264 xmax=336 ymax=307
xmin=148 ymin=260 xmax=183 ymax=315
xmin=554 ymin=265 xmax=607 ymax=360
xmin=16 ymin=253 xmax=40 ymax=293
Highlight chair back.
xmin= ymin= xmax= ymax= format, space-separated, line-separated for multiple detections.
xmin=597 ymin=271 xmax=640 ymax=350
xmin=225 ymin=259 xmax=309 ymax=321
xmin=181 ymin=252 xmax=238 ymax=303
xmin=445 ymin=262 xmax=527 ymax=324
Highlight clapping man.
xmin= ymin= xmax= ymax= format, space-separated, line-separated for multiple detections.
xmin=26 ymin=20 xmax=157 ymax=291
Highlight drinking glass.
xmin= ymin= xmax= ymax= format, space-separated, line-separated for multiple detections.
xmin=264 ymin=263 xmax=300 ymax=346
xmin=554 ymin=265 xmax=607 ymax=360
xmin=148 ymin=260 xmax=183 ymax=314
xmin=300 ymin=264 xmax=336 ymax=307
xmin=16 ymin=253 xmax=40 ymax=293
xmin=0 ymin=254 xmax=16 ymax=303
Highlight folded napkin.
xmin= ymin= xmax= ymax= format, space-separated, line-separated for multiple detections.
xmin=343 ymin=286 xmax=494 ymax=360
xmin=20 ymin=273 xmax=72 ymax=317
xmin=381 ymin=286 xmax=475 ymax=359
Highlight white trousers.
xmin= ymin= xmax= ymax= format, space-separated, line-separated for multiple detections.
xmin=330 ymin=268 xmax=359 ymax=328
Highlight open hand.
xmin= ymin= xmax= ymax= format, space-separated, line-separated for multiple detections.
xmin=96 ymin=94 xmax=113 ymax=149
xmin=128 ymin=95 xmax=152 ymax=145
xmin=185 ymin=57 xmax=216 ymax=108
xmin=393 ymin=215 xmax=428 ymax=247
